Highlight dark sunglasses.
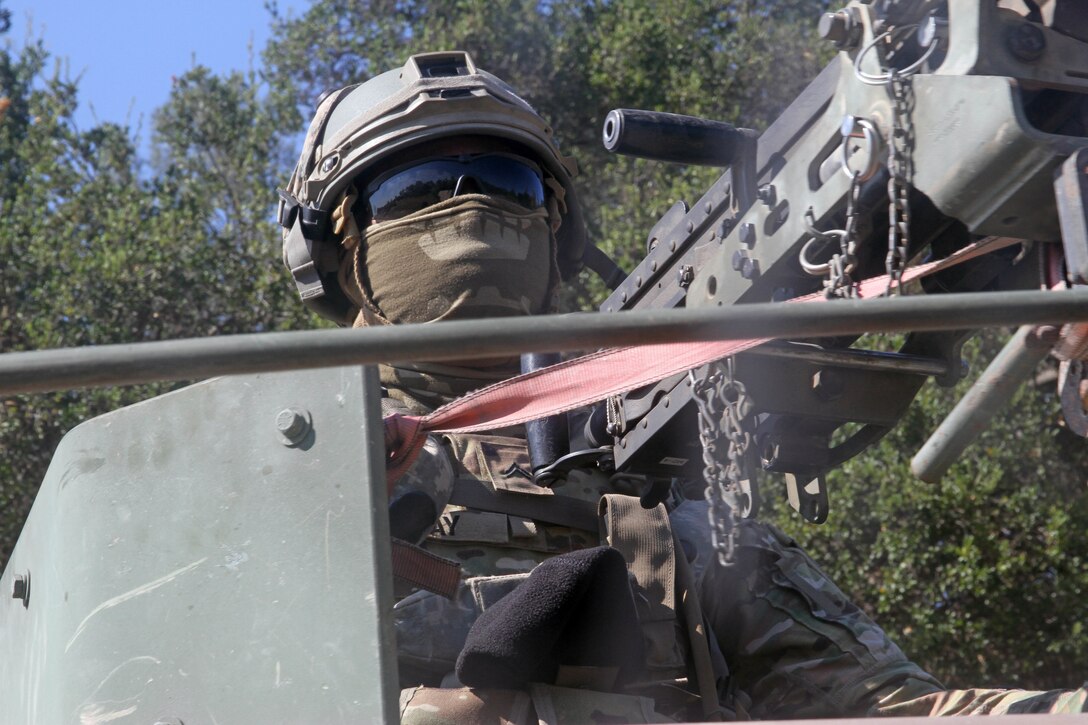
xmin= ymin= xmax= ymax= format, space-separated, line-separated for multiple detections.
xmin=363 ymin=153 xmax=546 ymax=222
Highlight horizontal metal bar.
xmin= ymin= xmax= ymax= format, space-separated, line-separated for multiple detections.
xmin=3 ymin=289 xmax=1088 ymax=396
xmin=746 ymin=342 xmax=950 ymax=376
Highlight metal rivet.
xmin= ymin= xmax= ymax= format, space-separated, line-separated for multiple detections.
xmin=686 ymin=221 xmax=694 ymax=233
xmin=276 ymin=408 xmax=312 ymax=446
xmin=320 ymin=155 xmax=339 ymax=173
xmin=704 ymin=202 xmax=712 ymax=214
xmin=668 ymin=240 xmax=677 ymax=252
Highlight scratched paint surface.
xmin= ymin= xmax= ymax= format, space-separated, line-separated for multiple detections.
xmin=0 ymin=367 xmax=397 ymax=724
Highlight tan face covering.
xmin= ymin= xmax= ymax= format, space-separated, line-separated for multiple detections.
xmin=355 ymin=193 xmax=556 ymax=325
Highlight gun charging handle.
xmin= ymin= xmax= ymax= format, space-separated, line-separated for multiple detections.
xmin=602 ymin=109 xmax=758 ymax=167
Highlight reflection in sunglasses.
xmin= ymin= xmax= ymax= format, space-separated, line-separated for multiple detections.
xmin=364 ymin=154 xmax=546 ymax=222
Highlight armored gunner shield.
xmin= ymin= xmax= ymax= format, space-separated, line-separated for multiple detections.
xmin=0 ymin=367 xmax=398 ymax=724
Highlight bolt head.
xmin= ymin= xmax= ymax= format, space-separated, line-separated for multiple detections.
xmin=740 ymin=257 xmax=760 ymax=280
xmin=739 ymin=222 xmax=757 ymax=248
xmin=812 ymin=369 xmax=845 ymax=401
xmin=11 ymin=572 xmax=29 ymax=607
xmin=818 ymin=10 xmax=859 ymax=49
xmin=275 ymin=408 xmax=312 ymax=445
xmin=1007 ymin=23 xmax=1045 ymax=62
xmin=732 ymin=250 xmax=746 ymax=271
xmin=757 ymin=184 xmax=777 ymax=207
xmin=818 ymin=11 xmax=847 ymax=41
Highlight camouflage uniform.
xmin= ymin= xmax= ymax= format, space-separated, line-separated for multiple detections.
xmin=672 ymin=501 xmax=1088 ymax=718
xmin=397 ymin=442 xmax=1088 ymax=719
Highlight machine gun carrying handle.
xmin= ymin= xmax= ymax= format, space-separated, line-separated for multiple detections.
xmin=602 ymin=108 xmax=758 ymax=167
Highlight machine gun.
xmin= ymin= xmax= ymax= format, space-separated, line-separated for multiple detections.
xmin=582 ymin=0 xmax=1088 ymax=523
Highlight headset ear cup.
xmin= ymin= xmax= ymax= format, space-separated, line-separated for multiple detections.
xmin=282 ymin=218 xmax=356 ymax=324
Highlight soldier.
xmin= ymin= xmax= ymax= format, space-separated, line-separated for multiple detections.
xmin=279 ymin=51 xmax=1087 ymax=721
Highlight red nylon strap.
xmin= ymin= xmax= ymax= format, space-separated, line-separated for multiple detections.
xmin=384 ymin=236 xmax=1021 ymax=482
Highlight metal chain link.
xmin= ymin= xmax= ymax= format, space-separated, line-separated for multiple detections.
xmin=885 ymin=65 xmax=915 ymax=294
xmin=689 ymin=358 xmax=755 ymax=565
xmin=829 ymin=171 xmax=862 ymax=298
xmin=800 ymin=170 xmax=861 ymax=299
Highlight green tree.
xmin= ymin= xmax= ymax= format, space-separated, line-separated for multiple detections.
xmin=0 ymin=20 xmax=313 ymax=564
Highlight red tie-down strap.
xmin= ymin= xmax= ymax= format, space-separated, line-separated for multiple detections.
xmin=384 ymin=236 xmax=1022 ymax=488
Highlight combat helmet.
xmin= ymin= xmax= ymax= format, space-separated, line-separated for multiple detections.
xmin=278 ymin=50 xmax=588 ymax=323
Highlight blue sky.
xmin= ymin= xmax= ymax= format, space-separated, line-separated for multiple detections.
xmin=4 ymin=0 xmax=303 ymax=148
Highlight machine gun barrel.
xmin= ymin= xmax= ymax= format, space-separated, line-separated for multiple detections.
xmin=602 ymin=108 xmax=757 ymax=167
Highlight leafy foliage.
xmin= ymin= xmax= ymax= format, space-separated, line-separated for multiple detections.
xmin=2 ymin=0 xmax=1086 ymax=693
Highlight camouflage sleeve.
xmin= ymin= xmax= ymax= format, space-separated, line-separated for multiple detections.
xmin=875 ymin=686 xmax=1088 ymax=715
xmin=672 ymin=505 xmax=945 ymax=719
xmin=671 ymin=503 xmax=1087 ymax=719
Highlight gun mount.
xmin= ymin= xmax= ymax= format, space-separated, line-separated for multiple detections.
xmin=598 ymin=0 xmax=1088 ymax=521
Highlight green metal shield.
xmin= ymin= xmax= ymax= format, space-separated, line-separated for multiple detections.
xmin=0 ymin=366 xmax=397 ymax=723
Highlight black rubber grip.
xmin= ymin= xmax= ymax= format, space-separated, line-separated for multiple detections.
xmin=602 ymin=108 xmax=756 ymax=166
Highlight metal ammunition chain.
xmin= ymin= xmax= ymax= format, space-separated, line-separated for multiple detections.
xmin=689 ymin=358 xmax=755 ymax=564
xmin=886 ymin=68 xmax=915 ymax=295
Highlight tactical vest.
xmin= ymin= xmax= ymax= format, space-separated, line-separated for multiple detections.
xmin=392 ymin=430 xmax=722 ymax=723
